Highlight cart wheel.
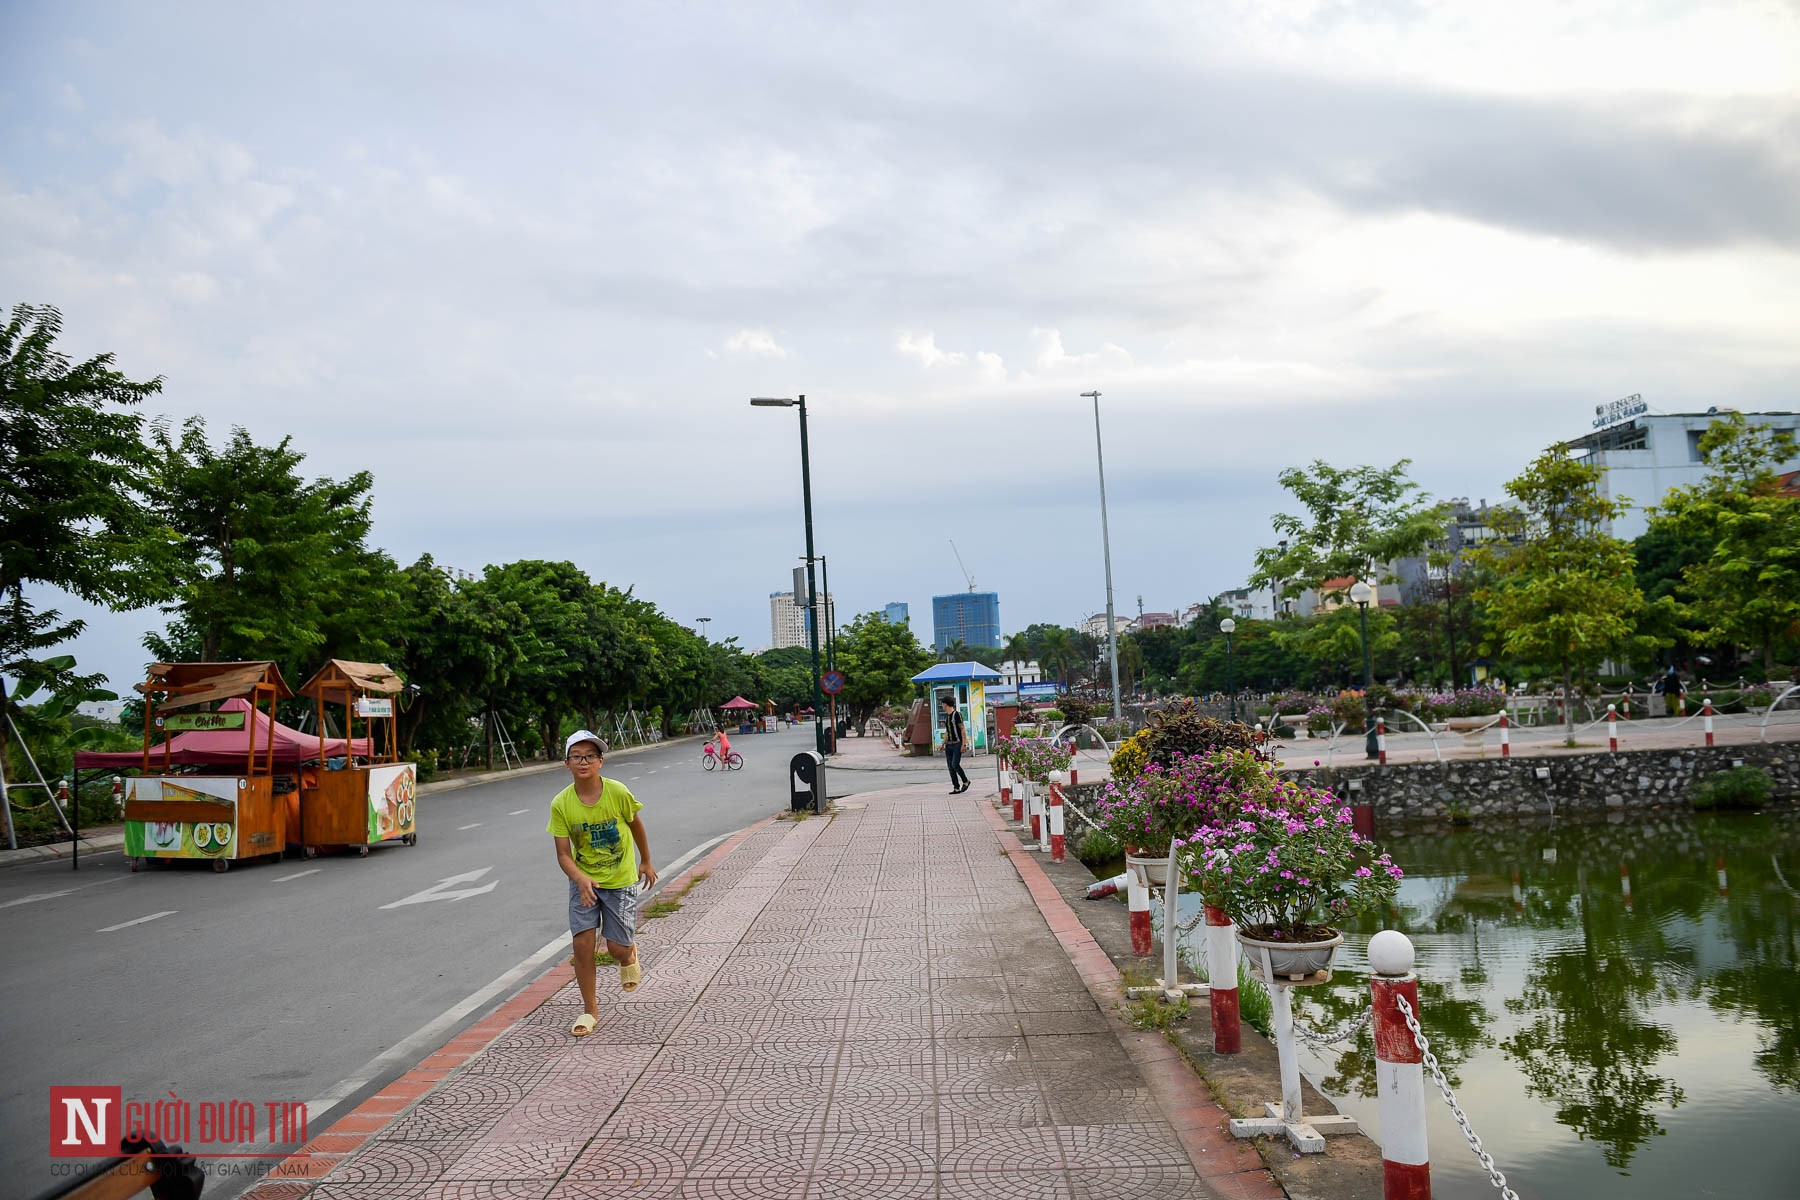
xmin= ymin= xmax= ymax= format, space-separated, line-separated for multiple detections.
xmin=357 ymin=844 xmax=370 ymax=858
xmin=212 ymin=858 xmax=230 ymax=874
xmin=403 ymin=833 xmax=417 ymax=846
xmin=302 ymin=845 xmax=317 ymax=860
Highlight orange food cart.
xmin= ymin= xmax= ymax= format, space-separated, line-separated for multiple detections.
xmin=295 ymin=659 xmax=417 ymax=858
xmin=116 ymin=662 xmax=295 ymax=873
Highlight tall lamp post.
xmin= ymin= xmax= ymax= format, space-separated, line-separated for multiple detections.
xmin=695 ymin=616 xmax=711 ymax=639
xmin=1219 ymin=617 xmax=1237 ymax=722
xmin=1081 ymin=390 xmax=1122 ymax=721
xmin=751 ymin=396 xmax=827 ymax=756
xmin=1350 ymin=580 xmax=1377 ymax=759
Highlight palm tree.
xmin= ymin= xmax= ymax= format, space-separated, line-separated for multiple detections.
xmin=1002 ymin=633 xmax=1033 ymax=679
xmin=1037 ymin=628 xmax=1075 ymax=688
xmin=940 ymin=638 xmax=971 ymax=663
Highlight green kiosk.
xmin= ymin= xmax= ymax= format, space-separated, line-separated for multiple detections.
xmin=910 ymin=661 xmax=1004 ymax=754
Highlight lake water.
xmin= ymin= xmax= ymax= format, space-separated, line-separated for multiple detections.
xmin=1166 ymin=808 xmax=1800 ymax=1200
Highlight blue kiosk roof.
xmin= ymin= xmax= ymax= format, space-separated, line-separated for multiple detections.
xmin=911 ymin=661 xmax=1005 ymax=684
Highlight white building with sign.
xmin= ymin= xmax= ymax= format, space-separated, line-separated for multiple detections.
xmin=1565 ymin=401 xmax=1800 ymax=540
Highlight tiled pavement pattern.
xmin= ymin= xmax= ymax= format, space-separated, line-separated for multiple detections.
xmin=245 ymin=785 xmax=1275 ymax=1199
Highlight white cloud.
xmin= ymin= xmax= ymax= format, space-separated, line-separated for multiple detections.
xmin=1028 ymin=329 xmax=1134 ymax=374
xmin=723 ymin=328 xmax=789 ymax=357
xmin=896 ymin=331 xmax=966 ymax=368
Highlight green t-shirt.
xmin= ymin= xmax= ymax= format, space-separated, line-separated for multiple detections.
xmin=547 ymin=778 xmax=643 ymax=888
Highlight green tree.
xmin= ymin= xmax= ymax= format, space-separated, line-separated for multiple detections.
xmin=1649 ymin=413 xmax=1800 ymax=671
xmin=1249 ymin=459 xmax=1450 ymax=599
xmin=1470 ymin=446 xmax=1650 ymax=735
xmin=144 ymin=416 xmax=397 ymax=680
xmin=1 ymin=303 xmax=167 ymax=701
xmin=834 ymin=613 xmax=934 ymax=734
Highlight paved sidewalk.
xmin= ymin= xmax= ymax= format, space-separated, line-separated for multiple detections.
xmin=245 ymin=782 xmax=1275 ymax=1199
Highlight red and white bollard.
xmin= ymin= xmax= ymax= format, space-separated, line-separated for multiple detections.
xmin=1013 ymin=775 xmax=1026 ymax=823
xmin=1028 ymin=780 xmax=1043 ymax=844
xmin=1127 ymin=861 xmax=1153 ymax=956
xmin=1607 ymin=703 xmax=1618 ymax=753
xmin=1499 ymin=709 xmax=1510 ymax=758
xmin=1555 ymin=688 xmax=1566 ymax=724
xmin=1046 ymin=770 xmax=1066 ymax=863
xmin=1376 ymin=716 xmax=1388 ymax=766
xmin=1370 ymin=930 xmax=1430 ymax=1200
xmin=1621 ymin=690 xmax=1632 ymax=720
xmin=111 ymin=776 xmax=124 ymax=817
xmin=1205 ymin=904 xmax=1241 ymax=1054
xmin=56 ymin=778 xmax=71 ymax=818
xmin=1703 ymin=696 xmax=1715 ymax=747
xmin=999 ymin=768 xmax=1012 ymax=813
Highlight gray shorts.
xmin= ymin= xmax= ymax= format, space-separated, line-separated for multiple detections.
xmin=568 ymin=878 xmax=639 ymax=944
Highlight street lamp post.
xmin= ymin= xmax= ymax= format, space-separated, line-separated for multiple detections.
xmin=695 ymin=617 xmax=711 ymax=639
xmin=1350 ymin=579 xmax=1377 ymax=759
xmin=1220 ymin=617 xmax=1237 ymax=722
xmin=1081 ymin=390 xmax=1122 ymax=721
xmin=752 ymin=396 xmax=828 ymax=756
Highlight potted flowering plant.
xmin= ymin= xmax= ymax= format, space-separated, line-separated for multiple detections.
xmin=1177 ymin=776 xmax=1402 ymax=980
xmin=997 ymin=735 xmax=1071 ymax=785
xmin=1095 ymin=748 xmax=1272 ymax=886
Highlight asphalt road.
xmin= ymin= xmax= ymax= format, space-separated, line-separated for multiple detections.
xmin=0 ymin=725 xmax=815 ymax=1197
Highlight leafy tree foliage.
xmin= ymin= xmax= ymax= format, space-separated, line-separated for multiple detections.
xmin=833 ymin=612 xmax=933 ymax=733
xmin=1470 ymin=446 xmax=1651 ymax=732
xmin=1 ymin=303 xmax=167 ymax=701
xmin=1647 ymin=413 xmax=1800 ymax=670
xmin=1249 ymin=459 xmax=1449 ymax=598
xmin=144 ymin=416 xmax=397 ymax=680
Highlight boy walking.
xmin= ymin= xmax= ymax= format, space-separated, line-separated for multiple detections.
xmin=549 ymin=730 xmax=658 ymax=1037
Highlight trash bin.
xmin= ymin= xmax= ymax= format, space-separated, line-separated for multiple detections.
xmin=789 ymin=751 xmax=826 ymax=813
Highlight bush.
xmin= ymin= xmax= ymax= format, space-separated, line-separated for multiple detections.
xmin=1040 ymin=708 xmax=1065 ymax=723
xmin=1692 ymin=765 xmax=1773 ymax=810
xmin=1108 ymin=730 xmax=1152 ymax=785
xmin=407 ymin=751 xmax=439 ymax=784
xmin=1330 ymin=692 xmax=1367 ymax=730
xmin=1058 ymin=695 xmax=1096 ymax=725
xmin=1140 ymin=698 xmax=1259 ymax=766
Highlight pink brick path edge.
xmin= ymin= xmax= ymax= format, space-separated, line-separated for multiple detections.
xmin=237 ymin=813 xmax=779 ymax=1198
xmin=974 ymin=796 xmax=1284 ymax=1200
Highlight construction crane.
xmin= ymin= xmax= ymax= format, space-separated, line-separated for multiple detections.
xmin=949 ymin=540 xmax=976 ymax=592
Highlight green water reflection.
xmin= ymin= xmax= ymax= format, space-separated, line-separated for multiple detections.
xmin=1286 ymin=807 xmax=1800 ymax=1199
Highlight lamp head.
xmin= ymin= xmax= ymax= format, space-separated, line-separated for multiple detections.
xmin=1349 ymin=579 xmax=1374 ymax=606
xmin=1219 ymin=618 xmax=1236 ymax=634
xmin=750 ymin=397 xmax=798 ymax=407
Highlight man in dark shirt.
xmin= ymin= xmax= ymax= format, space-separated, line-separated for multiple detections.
xmin=941 ymin=695 xmax=972 ymax=794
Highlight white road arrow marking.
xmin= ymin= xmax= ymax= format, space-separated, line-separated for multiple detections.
xmin=381 ymin=866 xmax=497 ymax=909
xmin=99 ymin=910 xmax=175 ymax=932
xmin=273 ymin=868 xmax=322 ymax=883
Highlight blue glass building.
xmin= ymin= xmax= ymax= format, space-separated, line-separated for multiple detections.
xmin=883 ymin=602 xmax=910 ymax=625
xmin=932 ymin=592 xmax=1000 ymax=652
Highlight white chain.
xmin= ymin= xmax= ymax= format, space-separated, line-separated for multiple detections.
xmin=1292 ymin=1002 xmax=1373 ymax=1047
xmin=1395 ymin=994 xmax=1520 ymax=1199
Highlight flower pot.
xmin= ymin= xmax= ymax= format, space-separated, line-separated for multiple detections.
xmin=1125 ymin=850 xmax=1174 ymax=889
xmin=1236 ymin=929 xmax=1343 ymax=982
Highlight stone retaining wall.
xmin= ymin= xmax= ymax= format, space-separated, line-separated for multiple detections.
xmin=1310 ymin=741 xmax=1800 ymax=822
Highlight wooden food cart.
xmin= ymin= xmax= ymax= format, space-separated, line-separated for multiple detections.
xmin=118 ymin=662 xmax=294 ymax=874
xmin=296 ymin=659 xmax=417 ymax=858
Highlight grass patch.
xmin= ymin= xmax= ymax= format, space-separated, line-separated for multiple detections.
xmin=1124 ymin=991 xmax=1191 ymax=1030
xmin=1693 ymin=765 xmax=1773 ymax=810
xmin=642 ymin=869 xmax=711 ymax=919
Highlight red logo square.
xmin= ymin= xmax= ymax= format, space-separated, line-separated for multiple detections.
xmin=49 ymin=1086 xmax=122 ymax=1157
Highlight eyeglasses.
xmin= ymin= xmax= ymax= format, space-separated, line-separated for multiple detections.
xmin=566 ymin=754 xmax=601 ymax=764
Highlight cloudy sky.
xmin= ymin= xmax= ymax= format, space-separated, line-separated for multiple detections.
xmin=5 ymin=1 xmax=1798 ymax=688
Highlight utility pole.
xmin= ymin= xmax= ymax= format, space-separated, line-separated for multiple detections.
xmin=1083 ymin=391 xmax=1123 ymax=720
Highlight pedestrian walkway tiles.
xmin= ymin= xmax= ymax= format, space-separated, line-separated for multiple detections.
xmin=250 ymin=787 xmax=1271 ymax=1198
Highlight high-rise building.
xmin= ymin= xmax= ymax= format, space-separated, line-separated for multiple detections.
xmin=931 ymin=592 xmax=1000 ymax=652
xmin=770 ymin=589 xmax=835 ymax=650
xmin=882 ymin=602 xmax=910 ymax=625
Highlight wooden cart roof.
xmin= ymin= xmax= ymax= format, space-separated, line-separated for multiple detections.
xmin=297 ymin=659 xmax=405 ymax=699
xmin=137 ymin=661 xmax=294 ymax=711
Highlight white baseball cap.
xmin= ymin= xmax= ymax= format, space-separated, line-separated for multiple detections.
xmin=564 ymin=730 xmax=608 ymax=757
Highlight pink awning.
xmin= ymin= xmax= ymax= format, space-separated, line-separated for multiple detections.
xmin=74 ymin=698 xmax=369 ymax=771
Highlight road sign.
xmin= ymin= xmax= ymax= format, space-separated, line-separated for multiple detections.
xmin=820 ymin=669 xmax=846 ymax=695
